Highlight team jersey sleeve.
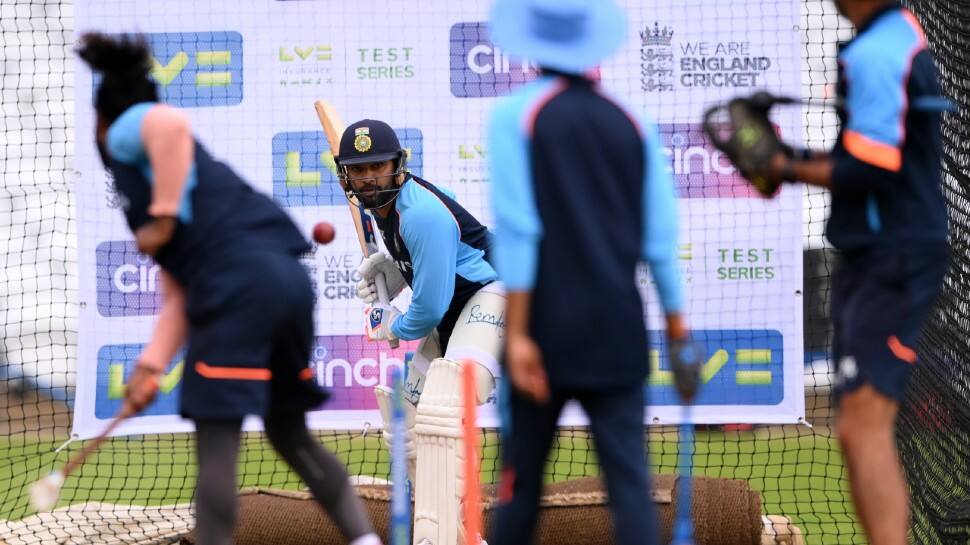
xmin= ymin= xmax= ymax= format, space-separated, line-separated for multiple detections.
xmin=106 ymin=102 xmax=155 ymax=166
xmin=390 ymin=202 xmax=460 ymax=340
xmin=641 ymin=119 xmax=683 ymax=313
xmin=487 ymin=96 xmax=543 ymax=292
xmin=832 ymin=21 xmax=923 ymax=193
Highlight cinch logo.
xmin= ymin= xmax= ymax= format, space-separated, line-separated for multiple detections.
xmin=95 ymin=344 xmax=183 ymax=418
xmin=657 ymin=123 xmax=758 ymax=198
xmin=93 ymin=337 xmax=418 ymax=417
xmin=450 ymin=22 xmax=536 ymax=98
xmin=110 ymin=31 xmax=244 ymax=107
xmin=272 ymin=128 xmax=424 ymax=207
xmin=96 ymin=241 xmax=161 ymax=317
xmin=648 ymin=329 xmax=784 ymax=405
xmin=307 ymin=335 xmax=418 ymax=410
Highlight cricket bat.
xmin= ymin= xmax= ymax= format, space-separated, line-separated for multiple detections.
xmin=314 ymin=100 xmax=399 ymax=349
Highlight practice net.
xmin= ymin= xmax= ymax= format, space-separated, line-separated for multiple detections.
xmin=0 ymin=1 xmax=966 ymax=544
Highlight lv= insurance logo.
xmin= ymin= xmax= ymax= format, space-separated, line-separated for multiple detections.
xmin=108 ymin=31 xmax=244 ymax=107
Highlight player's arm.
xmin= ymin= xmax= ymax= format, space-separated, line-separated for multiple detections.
xmin=143 ymin=105 xmax=194 ymax=218
xmin=641 ymin=120 xmax=687 ymax=340
xmin=388 ymin=204 xmax=459 ymax=341
xmin=487 ymin=98 xmax=549 ymax=403
xmin=779 ymin=52 xmax=904 ymax=192
xmin=131 ymin=105 xmax=194 ymax=255
xmin=106 ymin=103 xmax=195 ymax=255
xmin=126 ymin=270 xmax=187 ymax=411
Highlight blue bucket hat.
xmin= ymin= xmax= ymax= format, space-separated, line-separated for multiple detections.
xmin=489 ymin=0 xmax=627 ymax=75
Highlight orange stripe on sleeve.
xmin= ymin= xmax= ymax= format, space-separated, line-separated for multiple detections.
xmin=195 ymin=361 xmax=272 ymax=381
xmin=901 ymin=9 xmax=927 ymax=45
xmin=299 ymin=367 xmax=315 ymax=381
xmin=844 ymin=130 xmax=902 ymax=172
xmin=887 ymin=336 xmax=917 ymax=365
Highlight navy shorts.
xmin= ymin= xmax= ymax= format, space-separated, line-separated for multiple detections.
xmin=832 ymin=244 xmax=948 ymax=401
xmin=179 ymin=251 xmax=328 ymax=419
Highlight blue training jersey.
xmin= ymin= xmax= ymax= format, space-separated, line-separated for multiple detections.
xmin=827 ymin=3 xmax=949 ymax=250
xmin=373 ymin=175 xmax=497 ymax=348
xmin=106 ymin=103 xmax=310 ymax=288
xmin=488 ymin=73 xmax=682 ymax=390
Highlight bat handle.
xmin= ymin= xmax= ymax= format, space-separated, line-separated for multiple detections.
xmin=62 ymin=404 xmax=134 ymax=478
xmin=374 ymin=272 xmax=401 ymax=349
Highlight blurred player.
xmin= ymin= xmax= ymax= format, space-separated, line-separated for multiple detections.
xmin=717 ymin=2 xmax=950 ymax=544
xmin=77 ymin=34 xmax=382 ymax=545
xmin=485 ymin=1 xmax=697 ymax=544
xmin=334 ymin=119 xmax=504 ymax=543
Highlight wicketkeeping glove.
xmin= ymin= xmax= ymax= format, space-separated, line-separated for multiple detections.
xmin=703 ymin=92 xmax=790 ymax=197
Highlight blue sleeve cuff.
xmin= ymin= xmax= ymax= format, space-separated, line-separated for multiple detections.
xmin=650 ymin=256 xmax=683 ymax=313
xmin=493 ymin=234 xmax=539 ymax=291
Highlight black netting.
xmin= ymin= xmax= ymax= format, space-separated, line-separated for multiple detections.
xmin=897 ymin=2 xmax=970 ymax=545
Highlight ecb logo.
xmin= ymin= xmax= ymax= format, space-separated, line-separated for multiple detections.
xmin=97 ymin=31 xmax=244 ymax=107
xmin=271 ymin=128 xmax=424 ymax=207
xmin=449 ymin=22 xmax=536 ymax=98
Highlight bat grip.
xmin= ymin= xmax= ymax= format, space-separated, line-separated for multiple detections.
xmin=374 ymin=272 xmax=400 ymax=349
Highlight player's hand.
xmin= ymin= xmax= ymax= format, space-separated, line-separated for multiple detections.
xmin=356 ymin=252 xmax=407 ymax=303
xmin=124 ymin=364 xmax=161 ymax=413
xmin=134 ymin=216 xmax=177 ymax=256
xmin=669 ymin=337 xmax=703 ymax=403
xmin=364 ymin=302 xmax=402 ymax=342
xmin=506 ymin=333 xmax=549 ymax=404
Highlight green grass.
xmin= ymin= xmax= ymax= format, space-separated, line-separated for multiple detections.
xmin=1 ymin=428 xmax=860 ymax=544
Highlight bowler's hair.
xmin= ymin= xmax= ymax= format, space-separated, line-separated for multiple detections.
xmin=77 ymin=33 xmax=159 ymax=124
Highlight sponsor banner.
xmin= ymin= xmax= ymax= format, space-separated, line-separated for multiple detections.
xmin=449 ymin=22 xmax=536 ymax=98
xmin=76 ymin=329 xmax=789 ymax=435
xmin=73 ymin=0 xmax=803 ymax=438
xmin=99 ymin=31 xmax=245 ymax=107
xmin=96 ymin=241 xmax=161 ymax=317
xmin=74 ymin=336 xmax=422 ymax=436
xmin=272 ymin=128 xmax=424 ymax=207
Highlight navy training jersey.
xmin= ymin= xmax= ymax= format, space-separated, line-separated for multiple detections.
xmin=488 ymin=73 xmax=682 ymax=391
xmin=827 ymin=3 xmax=949 ymax=250
xmin=373 ymin=175 xmax=497 ymax=348
xmin=106 ymin=103 xmax=310 ymax=288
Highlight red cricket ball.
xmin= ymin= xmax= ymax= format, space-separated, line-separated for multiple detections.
xmin=313 ymin=221 xmax=335 ymax=245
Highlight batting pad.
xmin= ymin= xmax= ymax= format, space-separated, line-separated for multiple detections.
xmin=413 ymin=358 xmax=465 ymax=545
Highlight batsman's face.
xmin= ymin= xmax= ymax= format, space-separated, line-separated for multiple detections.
xmin=346 ymin=159 xmax=398 ymax=207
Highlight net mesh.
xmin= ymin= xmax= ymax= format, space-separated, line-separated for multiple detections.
xmin=0 ymin=1 xmax=965 ymax=545
xmin=895 ymin=2 xmax=970 ymax=545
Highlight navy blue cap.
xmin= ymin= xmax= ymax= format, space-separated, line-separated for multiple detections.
xmin=338 ymin=119 xmax=403 ymax=165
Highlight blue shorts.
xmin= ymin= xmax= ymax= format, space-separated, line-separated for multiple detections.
xmin=179 ymin=251 xmax=327 ymax=419
xmin=832 ymin=244 xmax=947 ymax=401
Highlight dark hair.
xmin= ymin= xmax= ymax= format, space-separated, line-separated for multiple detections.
xmin=77 ymin=33 xmax=159 ymax=124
